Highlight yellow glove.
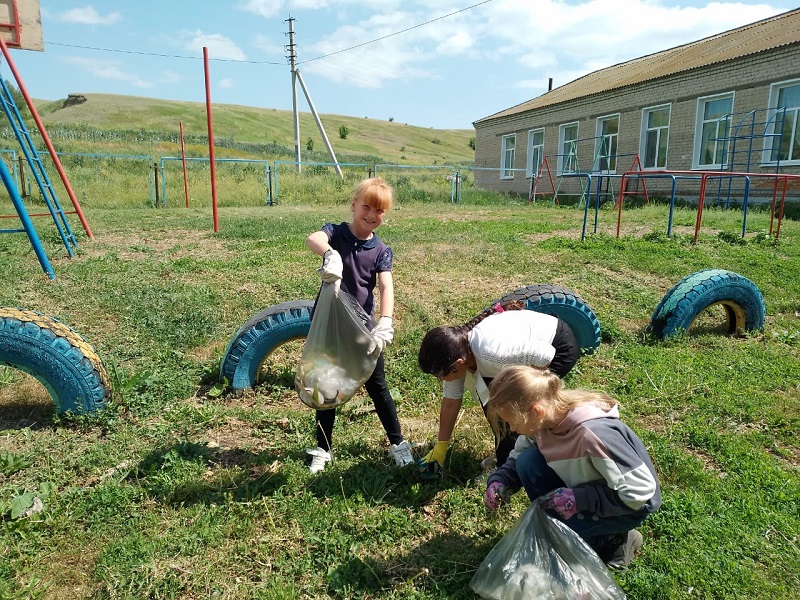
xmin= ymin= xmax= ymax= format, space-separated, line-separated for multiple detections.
xmin=421 ymin=440 xmax=451 ymax=468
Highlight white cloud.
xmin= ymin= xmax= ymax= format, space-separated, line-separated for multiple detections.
xmin=240 ymin=0 xmax=793 ymax=97
xmin=240 ymin=0 xmax=398 ymax=18
xmin=219 ymin=78 xmax=236 ymax=89
xmin=56 ymin=6 xmax=121 ymax=25
xmin=253 ymin=34 xmax=284 ymax=56
xmin=63 ymin=57 xmax=153 ymax=88
xmin=435 ymin=30 xmax=474 ymax=56
xmin=240 ymin=0 xmax=286 ymax=18
xmin=302 ymin=10 xmax=456 ymax=87
xmin=182 ymin=31 xmax=247 ymax=61
xmin=160 ymin=71 xmax=184 ymax=84
xmin=477 ymin=0 xmax=790 ymax=89
xmin=292 ymin=0 xmax=330 ymax=8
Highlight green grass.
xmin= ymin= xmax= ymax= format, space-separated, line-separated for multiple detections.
xmin=1 ymin=196 xmax=799 ymax=599
xmin=2 ymin=93 xmax=477 ymax=212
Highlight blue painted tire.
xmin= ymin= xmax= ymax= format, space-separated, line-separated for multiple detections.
xmin=0 ymin=308 xmax=110 ymax=414
xmin=221 ymin=300 xmax=314 ymax=391
xmin=490 ymin=284 xmax=602 ymax=352
xmin=647 ymin=269 xmax=766 ymax=340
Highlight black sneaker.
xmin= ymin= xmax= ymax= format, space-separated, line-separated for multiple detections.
xmin=606 ymin=529 xmax=643 ymax=569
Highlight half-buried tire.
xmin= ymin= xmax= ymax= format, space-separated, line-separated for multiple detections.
xmin=0 ymin=308 xmax=110 ymax=414
xmin=221 ymin=300 xmax=314 ymax=391
xmin=647 ymin=269 xmax=766 ymax=340
xmin=490 ymin=284 xmax=602 ymax=352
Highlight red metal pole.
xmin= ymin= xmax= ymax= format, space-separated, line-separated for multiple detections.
xmin=694 ymin=174 xmax=708 ymax=244
xmin=179 ymin=121 xmax=190 ymax=208
xmin=768 ymin=178 xmax=779 ymax=237
xmin=0 ymin=36 xmax=95 ymax=239
xmin=616 ymin=174 xmax=626 ymax=238
xmin=775 ymin=176 xmax=788 ymax=241
xmin=203 ymin=47 xmax=219 ymax=232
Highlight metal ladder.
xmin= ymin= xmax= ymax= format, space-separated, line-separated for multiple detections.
xmin=0 ymin=76 xmax=78 ymax=258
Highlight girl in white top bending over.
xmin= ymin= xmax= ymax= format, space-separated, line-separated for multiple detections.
xmin=417 ymin=300 xmax=580 ymax=478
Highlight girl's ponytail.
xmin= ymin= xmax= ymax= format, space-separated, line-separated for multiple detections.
xmin=462 ymin=300 xmax=525 ymax=331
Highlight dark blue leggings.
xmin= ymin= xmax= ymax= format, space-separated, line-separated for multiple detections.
xmin=516 ymin=446 xmax=649 ymax=543
xmin=315 ymin=353 xmax=403 ymax=451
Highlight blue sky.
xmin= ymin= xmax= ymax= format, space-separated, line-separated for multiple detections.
xmin=4 ymin=1 xmax=798 ymax=130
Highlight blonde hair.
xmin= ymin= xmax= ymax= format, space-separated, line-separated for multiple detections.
xmin=352 ymin=177 xmax=394 ymax=211
xmin=487 ymin=366 xmax=618 ymax=437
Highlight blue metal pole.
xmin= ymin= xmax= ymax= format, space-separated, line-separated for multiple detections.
xmin=0 ymin=156 xmax=55 ymax=279
xmin=274 ymin=160 xmax=280 ymax=204
xmin=741 ymin=176 xmax=751 ymax=238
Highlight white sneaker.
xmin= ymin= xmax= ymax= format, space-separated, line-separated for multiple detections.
xmin=389 ymin=440 xmax=414 ymax=467
xmin=306 ymin=447 xmax=331 ymax=474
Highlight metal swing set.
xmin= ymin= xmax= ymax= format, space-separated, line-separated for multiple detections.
xmin=0 ymin=0 xmax=93 ymax=279
xmin=528 ymin=108 xmax=797 ymax=243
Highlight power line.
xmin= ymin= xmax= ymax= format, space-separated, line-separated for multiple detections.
xmin=44 ymin=42 xmax=284 ymax=65
xmin=44 ymin=0 xmax=497 ymax=67
xmin=298 ymin=0 xmax=497 ymax=64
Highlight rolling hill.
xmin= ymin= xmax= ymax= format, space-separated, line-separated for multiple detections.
xmin=29 ymin=93 xmax=476 ymax=166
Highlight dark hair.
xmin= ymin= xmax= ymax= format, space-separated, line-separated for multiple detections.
xmin=417 ymin=300 xmax=525 ymax=377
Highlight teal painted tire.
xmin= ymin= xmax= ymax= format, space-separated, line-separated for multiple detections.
xmin=647 ymin=269 xmax=766 ymax=340
xmin=0 ymin=308 xmax=110 ymax=414
xmin=490 ymin=284 xmax=602 ymax=352
xmin=221 ymin=300 xmax=314 ymax=391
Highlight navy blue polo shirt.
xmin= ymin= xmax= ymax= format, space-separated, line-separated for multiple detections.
xmin=321 ymin=222 xmax=393 ymax=316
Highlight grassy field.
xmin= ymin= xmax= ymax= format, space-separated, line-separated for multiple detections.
xmin=29 ymin=94 xmax=476 ymax=167
xmin=1 ymin=192 xmax=799 ymax=598
xmin=0 ymin=93 xmax=478 ymax=212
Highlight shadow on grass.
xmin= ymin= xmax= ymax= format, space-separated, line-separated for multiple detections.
xmin=127 ymin=440 xmax=290 ymax=505
xmin=0 ymin=399 xmax=57 ymax=430
xmin=125 ymin=438 xmax=488 ymax=511
xmin=327 ymin=531 xmax=489 ymax=599
xmin=304 ymin=439 xmax=488 ymax=509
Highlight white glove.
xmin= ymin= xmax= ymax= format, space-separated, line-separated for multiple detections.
xmin=369 ymin=316 xmax=394 ymax=356
xmin=318 ymin=249 xmax=343 ymax=284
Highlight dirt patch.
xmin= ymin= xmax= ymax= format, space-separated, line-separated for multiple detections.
xmin=78 ymin=229 xmax=234 ymax=261
xmin=590 ymin=264 xmax=676 ymax=294
xmin=684 ymin=446 xmax=728 ymax=477
xmin=0 ymin=374 xmax=55 ymax=431
xmin=523 ymin=228 xmax=582 ymax=243
xmin=200 ymin=417 xmax=272 ymax=457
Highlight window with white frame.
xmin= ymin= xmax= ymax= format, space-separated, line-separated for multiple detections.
xmin=766 ymin=79 xmax=800 ymax=164
xmin=695 ymin=93 xmax=734 ymax=168
xmin=558 ymin=122 xmax=579 ymax=174
xmin=595 ymin=114 xmax=619 ymax=172
xmin=640 ymin=105 xmax=670 ymax=169
xmin=527 ymin=128 xmax=544 ymax=178
xmin=501 ymin=134 xmax=516 ymax=178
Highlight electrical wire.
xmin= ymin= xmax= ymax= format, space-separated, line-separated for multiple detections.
xmin=298 ymin=0 xmax=497 ymax=64
xmin=44 ymin=42 xmax=284 ymax=64
xmin=43 ymin=0 xmax=497 ymax=66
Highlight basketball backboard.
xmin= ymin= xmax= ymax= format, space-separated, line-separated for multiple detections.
xmin=0 ymin=0 xmax=43 ymax=51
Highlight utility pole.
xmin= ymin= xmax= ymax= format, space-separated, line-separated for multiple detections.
xmin=285 ymin=16 xmax=302 ymax=172
xmin=284 ymin=17 xmax=343 ymax=179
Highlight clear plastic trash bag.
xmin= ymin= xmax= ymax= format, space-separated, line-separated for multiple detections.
xmin=295 ymin=283 xmax=378 ymax=410
xmin=471 ymin=502 xmax=627 ymax=600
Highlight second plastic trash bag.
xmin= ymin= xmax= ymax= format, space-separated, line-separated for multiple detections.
xmin=470 ymin=502 xmax=627 ymax=600
xmin=295 ymin=283 xmax=379 ymax=410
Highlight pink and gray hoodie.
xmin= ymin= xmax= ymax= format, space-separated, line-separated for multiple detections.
xmin=487 ymin=403 xmax=662 ymax=518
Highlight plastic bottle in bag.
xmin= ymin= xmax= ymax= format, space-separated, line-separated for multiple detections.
xmin=295 ymin=283 xmax=379 ymax=410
